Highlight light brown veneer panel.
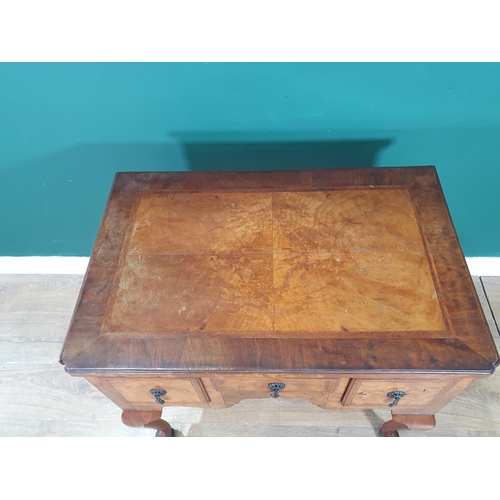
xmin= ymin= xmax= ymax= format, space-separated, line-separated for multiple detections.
xmin=213 ymin=375 xmax=339 ymax=393
xmin=127 ymin=192 xmax=273 ymax=255
xmin=273 ymin=188 xmax=425 ymax=253
xmin=105 ymin=377 xmax=204 ymax=405
xmin=342 ymin=379 xmax=454 ymax=408
xmin=105 ymin=253 xmax=274 ymax=332
xmin=273 ymin=251 xmax=447 ymax=332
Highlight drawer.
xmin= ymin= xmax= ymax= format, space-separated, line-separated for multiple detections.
xmin=342 ymin=379 xmax=456 ymax=409
xmin=214 ymin=375 xmax=338 ymax=393
xmin=103 ymin=377 xmax=209 ymax=408
xmin=212 ymin=375 xmax=345 ymax=408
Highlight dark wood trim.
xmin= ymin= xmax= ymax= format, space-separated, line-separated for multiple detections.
xmin=65 ymin=337 xmax=494 ymax=374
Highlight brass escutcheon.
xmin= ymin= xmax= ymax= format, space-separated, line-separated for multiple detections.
xmin=387 ymin=391 xmax=406 ymax=407
xmin=268 ymin=382 xmax=285 ymax=399
xmin=150 ymin=389 xmax=167 ymax=405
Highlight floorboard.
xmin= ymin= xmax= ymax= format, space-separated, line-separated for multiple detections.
xmin=482 ymin=277 xmax=500 ymax=336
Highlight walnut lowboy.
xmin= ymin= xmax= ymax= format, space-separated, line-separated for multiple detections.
xmin=60 ymin=167 xmax=499 ymax=437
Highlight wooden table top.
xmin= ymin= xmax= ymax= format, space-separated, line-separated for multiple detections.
xmin=60 ymin=167 xmax=498 ymax=375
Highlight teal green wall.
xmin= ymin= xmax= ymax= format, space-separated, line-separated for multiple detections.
xmin=1 ymin=63 xmax=499 ymax=256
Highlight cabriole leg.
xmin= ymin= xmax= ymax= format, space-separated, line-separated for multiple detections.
xmin=121 ymin=410 xmax=175 ymax=437
xmin=380 ymin=413 xmax=436 ymax=437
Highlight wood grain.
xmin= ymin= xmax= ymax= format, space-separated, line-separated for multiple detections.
xmin=273 ymin=188 xmax=424 ymax=253
xmin=62 ymin=167 xmax=498 ymax=374
xmin=410 ymin=180 xmax=497 ymax=362
xmin=0 ymin=274 xmax=82 ymax=342
xmin=0 ymin=364 xmax=120 ymax=421
xmin=65 ymin=336 xmax=493 ymax=373
xmin=0 ymin=275 xmax=83 ymax=315
xmin=128 ymin=192 xmax=273 ymax=255
xmin=1 ymin=269 xmax=500 ymax=437
xmin=0 ymin=341 xmax=62 ymax=364
xmin=342 ymin=378 xmax=455 ymax=408
xmin=212 ymin=375 xmax=342 ymax=409
xmin=481 ymin=277 xmax=500 ymax=335
xmin=273 ymin=251 xmax=446 ymax=332
xmin=107 ymin=377 xmax=207 ymax=405
xmin=105 ymin=253 xmax=274 ymax=333
xmin=0 ymin=275 xmax=82 ymax=365
xmin=473 ymin=276 xmax=498 ymax=337
xmin=4 ymin=170 xmax=499 ymax=436
xmin=212 ymin=374 xmax=339 ymax=392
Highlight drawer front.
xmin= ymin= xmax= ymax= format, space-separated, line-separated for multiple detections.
xmin=342 ymin=379 xmax=455 ymax=409
xmin=104 ymin=377 xmax=209 ymax=407
xmin=214 ymin=375 xmax=337 ymax=393
xmin=212 ymin=375 xmax=344 ymax=408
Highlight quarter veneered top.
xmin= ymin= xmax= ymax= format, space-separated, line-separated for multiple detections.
xmin=60 ymin=168 xmax=498 ymax=374
xmin=104 ymin=188 xmax=445 ymax=335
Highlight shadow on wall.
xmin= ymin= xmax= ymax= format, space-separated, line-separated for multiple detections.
xmin=169 ymin=132 xmax=392 ymax=171
xmin=0 ymin=135 xmax=392 ymax=256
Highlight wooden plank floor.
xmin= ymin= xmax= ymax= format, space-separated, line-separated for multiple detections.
xmin=1 ymin=274 xmax=499 ymax=437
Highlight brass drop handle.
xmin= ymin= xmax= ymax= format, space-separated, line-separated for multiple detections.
xmin=150 ymin=389 xmax=167 ymax=405
xmin=268 ymin=382 xmax=285 ymax=398
xmin=387 ymin=391 xmax=406 ymax=407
